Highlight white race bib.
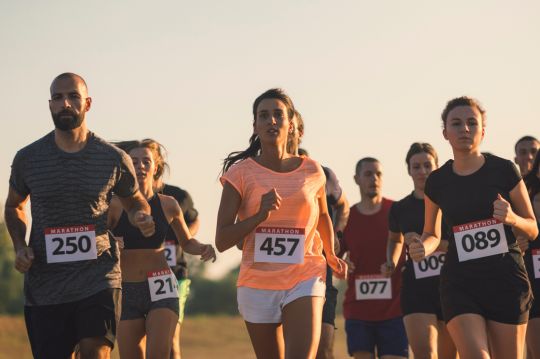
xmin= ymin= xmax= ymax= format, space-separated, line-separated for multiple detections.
xmin=355 ymin=275 xmax=392 ymax=300
xmin=413 ymin=251 xmax=445 ymax=279
xmin=164 ymin=241 xmax=177 ymax=267
xmin=532 ymin=249 xmax=540 ymax=279
xmin=148 ymin=269 xmax=179 ymax=302
xmin=453 ymin=219 xmax=509 ymax=262
xmin=254 ymin=227 xmax=305 ymax=264
xmin=45 ymin=225 xmax=98 ymax=263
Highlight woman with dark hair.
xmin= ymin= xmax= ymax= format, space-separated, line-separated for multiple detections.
xmin=523 ymin=152 xmax=540 ymax=358
xmin=216 ymin=89 xmax=347 ymax=358
xmin=383 ymin=142 xmax=457 ymax=358
xmin=108 ymin=139 xmax=216 ymax=359
xmin=409 ymin=97 xmax=538 ymax=358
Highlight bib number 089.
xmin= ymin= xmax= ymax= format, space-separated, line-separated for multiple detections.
xmin=453 ymin=219 xmax=508 ymax=262
xmin=461 ymin=229 xmax=500 ymax=252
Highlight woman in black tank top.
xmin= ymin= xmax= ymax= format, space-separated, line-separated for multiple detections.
xmin=410 ymin=97 xmax=538 ymax=358
xmin=107 ymin=139 xmax=216 ymax=359
xmin=384 ymin=142 xmax=457 ymax=358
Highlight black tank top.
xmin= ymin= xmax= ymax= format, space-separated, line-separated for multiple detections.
xmin=112 ymin=194 xmax=169 ymax=249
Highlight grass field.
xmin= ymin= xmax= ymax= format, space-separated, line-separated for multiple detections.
xmin=0 ymin=315 xmax=351 ymax=359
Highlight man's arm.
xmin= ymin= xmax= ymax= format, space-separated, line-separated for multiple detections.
xmin=4 ymin=186 xmax=34 ymax=272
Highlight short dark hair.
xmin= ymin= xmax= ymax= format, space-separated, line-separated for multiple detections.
xmin=514 ymin=135 xmax=540 ymax=154
xmin=50 ymin=72 xmax=88 ymax=94
xmin=355 ymin=157 xmax=379 ymax=174
xmin=441 ymin=96 xmax=485 ymax=128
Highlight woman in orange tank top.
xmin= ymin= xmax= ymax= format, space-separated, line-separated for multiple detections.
xmin=216 ymin=88 xmax=347 ymax=359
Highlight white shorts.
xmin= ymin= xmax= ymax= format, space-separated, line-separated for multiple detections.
xmin=237 ymin=276 xmax=326 ymax=323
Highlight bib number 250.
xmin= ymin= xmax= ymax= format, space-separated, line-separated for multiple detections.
xmin=45 ymin=225 xmax=97 ymax=263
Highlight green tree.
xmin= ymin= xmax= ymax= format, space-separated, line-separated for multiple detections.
xmin=0 ymin=220 xmax=25 ymax=314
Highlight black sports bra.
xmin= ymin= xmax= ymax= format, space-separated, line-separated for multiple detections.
xmin=112 ymin=194 xmax=169 ymax=249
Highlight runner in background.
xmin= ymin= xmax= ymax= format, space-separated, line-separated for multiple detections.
xmin=523 ymin=152 xmax=540 ymax=358
xmin=514 ymin=136 xmax=539 ymax=175
xmin=216 ymin=88 xmax=347 ymax=359
xmin=383 ymin=142 xmax=457 ymax=358
xmin=411 ymin=97 xmax=538 ymax=358
xmin=5 ymin=73 xmax=154 ymax=359
xmin=109 ymin=139 xmax=215 ymax=359
xmin=154 ymin=178 xmax=200 ymax=359
xmin=290 ymin=110 xmax=350 ymax=359
xmin=341 ymin=157 xmax=408 ymax=359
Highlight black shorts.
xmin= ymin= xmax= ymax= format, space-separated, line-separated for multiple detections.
xmin=529 ymin=279 xmax=540 ymax=319
xmin=400 ymin=276 xmax=443 ymax=321
xmin=322 ymin=265 xmax=338 ymax=326
xmin=24 ymin=288 xmax=121 ymax=359
xmin=440 ymin=272 xmax=532 ymax=325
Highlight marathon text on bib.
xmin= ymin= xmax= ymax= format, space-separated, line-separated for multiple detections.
xmin=254 ymin=227 xmax=305 ymax=264
xmin=45 ymin=225 xmax=98 ymax=263
xmin=148 ymin=269 xmax=179 ymax=302
xmin=413 ymin=251 xmax=445 ymax=279
xmin=453 ymin=218 xmax=509 ymax=262
xmin=355 ymin=274 xmax=392 ymax=300
xmin=532 ymin=249 xmax=540 ymax=279
xmin=164 ymin=241 xmax=177 ymax=267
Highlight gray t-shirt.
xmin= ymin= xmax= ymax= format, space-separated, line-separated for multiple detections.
xmin=9 ymin=131 xmax=138 ymax=306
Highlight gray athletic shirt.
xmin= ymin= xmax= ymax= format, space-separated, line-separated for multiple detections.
xmin=9 ymin=131 xmax=138 ymax=306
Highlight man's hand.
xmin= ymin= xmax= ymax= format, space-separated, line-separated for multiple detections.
xmin=15 ymin=246 xmax=34 ymax=273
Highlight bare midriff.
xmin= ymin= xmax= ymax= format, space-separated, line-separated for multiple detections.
xmin=120 ymin=247 xmax=170 ymax=282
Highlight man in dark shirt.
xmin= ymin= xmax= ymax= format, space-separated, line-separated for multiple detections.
xmin=4 ymin=73 xmax=154 ymax=359
xmin=291 ymin=111 xmax=350 ymax=359
xmin=514 ymin=135 xmax=539 ymax=176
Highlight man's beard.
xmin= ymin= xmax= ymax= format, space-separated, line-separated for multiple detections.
xmin=52 ymin=110 xmax=84 ymax=131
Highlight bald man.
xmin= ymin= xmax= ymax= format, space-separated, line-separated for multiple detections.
xmin=5 ymin=73 xmax=154 ymax=359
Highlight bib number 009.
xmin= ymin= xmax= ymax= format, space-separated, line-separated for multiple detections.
xmin=413 ymin=251 xmax=445 ymax=279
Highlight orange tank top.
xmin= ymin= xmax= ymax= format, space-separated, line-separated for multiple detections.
xmin=220 ymin=156 xmax=327 ymax=290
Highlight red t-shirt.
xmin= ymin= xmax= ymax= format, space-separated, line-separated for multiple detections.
xmin=342 ymin=198 xmax=405 ymax=321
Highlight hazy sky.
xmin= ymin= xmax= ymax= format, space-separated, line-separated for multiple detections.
xmin=1 ymin=1 xmax=539 ymax=278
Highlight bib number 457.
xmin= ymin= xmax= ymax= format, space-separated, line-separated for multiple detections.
xmin=254 ymin=227 xmax=305 ymax=264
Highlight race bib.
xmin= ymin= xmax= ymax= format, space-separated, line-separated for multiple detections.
xmin=45 ymin=225 xmax=98 ymax=263
xmin=254 ymin=227 xmax=305 ymax=264
xmin=532 ymin=249 xmax=540 ymax=279
xmin=148 ymin=269 xmax=179 ymax=302
xmin=453 ymin=219 xmax=509 ymax=262
xmin=413 ymin=251 xmax=445 ymax=279
xmin=164 ymin=241 xmax=177 ymax=267
xmin=355 ymin=275 xmax=392 ymax=300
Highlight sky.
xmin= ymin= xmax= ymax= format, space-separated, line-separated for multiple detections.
xmin=1 ymin=1 xmax=539 ymax=278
